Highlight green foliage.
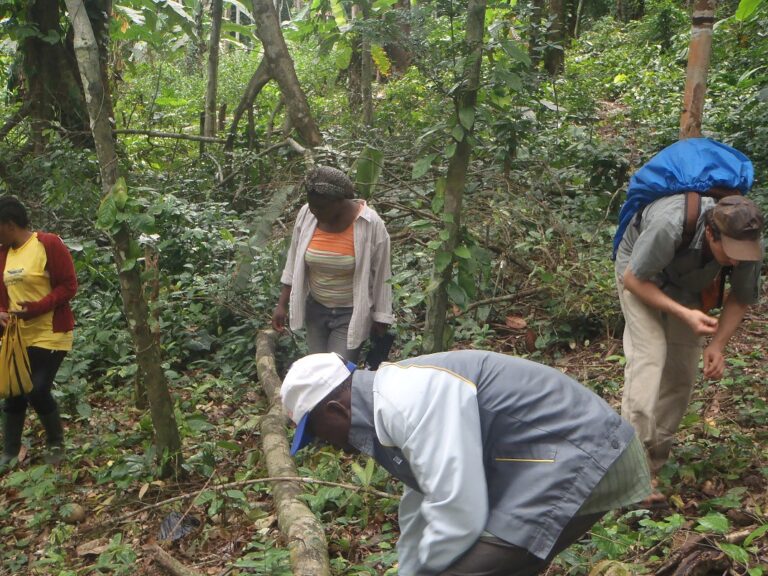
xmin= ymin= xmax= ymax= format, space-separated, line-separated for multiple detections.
xmin=3 ymin=1 xmax=767 ymax=573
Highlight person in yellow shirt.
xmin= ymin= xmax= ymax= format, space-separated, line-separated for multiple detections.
xmin=0 ymin=197 xmax=77 ymax=468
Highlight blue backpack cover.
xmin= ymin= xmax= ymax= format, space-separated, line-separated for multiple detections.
xmin=612 ymin=138 xmax=753 ymax=259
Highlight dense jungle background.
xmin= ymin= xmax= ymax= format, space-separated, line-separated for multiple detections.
xmin=0 ymin=0 xmax=767 ymax=574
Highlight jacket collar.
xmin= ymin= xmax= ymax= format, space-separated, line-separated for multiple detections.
xmin=348 ymin=370 xmax=377 ymax=456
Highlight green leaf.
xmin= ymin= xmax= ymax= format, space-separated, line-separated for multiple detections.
xmin=432 ymin=177 xmax=445 ymax=214
xmin=223 ymin=0 xmax=253 ymax=19
xmin=335 ymin=43 xmax=353 ymax=69
xmin=354 ymin=146 xmax=384 ymax=199
xmin=96 ymin=193 xmax=117 ymax=230
xmin=451 ymin=124 xmax=465 ymax=142
xmin=435 ymin=251 xmax=452 ymax=272
xmin=445 ymin=142 xmax=457 ymax=158
xmin=494 ymin=67 xmax=523 ymax=91
xmin=112 ymin=177 xmax=129 ymax=210
xmin=409 ymin=219 xmax=434 ymax=229
xmin=330 ymin=0 xmax=348 ymax=28
xmin=217 ymin=440 xmax=241 ymax=452
xmin=458 ymin=266 xmax=476 ymax=299
xmin=458 ymin=107 xmax=475 ymax=130
xmin=696 ymin=512 xmax=730 ymax=534
xmin=371 ymin=43 xmax=391 ymax=76
xmin=119 ymin=258 xmax=136 ymax=272
xmin=445 ymin=280 xmax=468 ymax=309
xmin=744 ymin=523 xmax=768 ymax=546
xmin=717 ymin=542 xmax=750 ymax=565
xmin=735 ymin=0 xmax=764 ymax=20
xmin=500 ymin=39 xmax=532 ymax=67
xmin=412 ymin=154 xmax=436 ymax=179
xmin=454 ymin=245 xmax=471 ymax=259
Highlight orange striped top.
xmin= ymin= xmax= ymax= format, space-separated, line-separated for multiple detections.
xmin=305 ymin=221 xmax=356 ymax=307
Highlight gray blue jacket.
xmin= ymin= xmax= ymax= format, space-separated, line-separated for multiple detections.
xmin=348 ymin=350 xmax=636 ymax=575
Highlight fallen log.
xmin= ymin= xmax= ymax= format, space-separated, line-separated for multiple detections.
xmin=145 ymin=544 xmax=206 ymax=576
xmin=255 ymin=329 xmax=331 ymax=576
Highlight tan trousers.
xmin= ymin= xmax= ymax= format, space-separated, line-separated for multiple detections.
xmin=616 ymin=275 xmax=703 ymax=473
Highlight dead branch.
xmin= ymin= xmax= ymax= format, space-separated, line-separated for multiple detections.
xmin=225 ymin=58 xmax=271 ymax=152
xmin=114 ymin=129 xmax=227 ymax=144
xmin=145 ymin=544 xmax=206 ymax=576
xmin=0 ymin=104 xmax=30 ymax=142
xmin=256 ymin=329 xmax=331 ymax=575
xmin=452 ymin=288 xmax=540 ymax=317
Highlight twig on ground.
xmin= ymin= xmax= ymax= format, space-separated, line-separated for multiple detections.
xmin=145 ymin=544 xmax=206 ymax=576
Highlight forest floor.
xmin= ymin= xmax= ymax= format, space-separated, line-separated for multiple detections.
xmin=1 ymin=286 xmax=766 ymax=575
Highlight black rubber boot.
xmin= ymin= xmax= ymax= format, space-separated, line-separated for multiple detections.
xmin=1 ymin=411 xmax=25 ymax=469
xmin=39 ymin=408 xmax=64 ymax=466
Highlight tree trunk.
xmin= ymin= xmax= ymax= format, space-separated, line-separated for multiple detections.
xmin=422 ymin=0 xmax=486 ymax=354
xmin=616 ymin=0 xmax=645 ymax=22
xmin=529 ymin=0 xmax=545 ymax=68
xmin=185 ymin=0 xmax=206 ymax=72
xmin=385 ymin=0 xmax=412 ymax=74
xmin=251 ymin=0 xmax=323 ymax=146
xmin=255 ymin=330 xmax=331 ymax=576
xmin=544 ymin=0 xmax=565 ymax=75
xmin=348 ymin=40 xmax=363 ymax=109
xmin=358 ymin=1 xmax=374 ymax=126
xmin=679 ymin=0 xmax=716 ymax=139
xmin=65 ymin=0 xmax=183 ymax=478
xmin=225 ymin=58 xmax=271 ymax=152
xmin=204 ymin=0 xmax=224 ymax=137
xmin=23 ymin=0 xmax=90 ymax=152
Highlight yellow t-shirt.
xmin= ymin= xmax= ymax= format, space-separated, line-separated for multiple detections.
xmin=4 ymin=233 xmax=73 ymax=350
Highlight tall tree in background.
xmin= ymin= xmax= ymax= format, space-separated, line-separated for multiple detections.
xmin=385 ymin=0 xmax=412 ymax=74
xmin=679 ymin=0 xmax=716 ymax=139
xmin=616 ymin=0 xmax=645 ymax=22
xmin=423 ymin=0 xmax=487 ymax=353
xmin=356 ymin=1 xmax=375 ymax=126
xmin=544 ymin=0 xmax=565 ymax=75
xmin=251 ymin=0 xmax=323 ymax=145
xmin=528 ymin=0 xmax=545 ymax=67
xmin=204 ymin=0 xmax=224 ymax=137
xmin=20 ymin=0 xmax=90 ymax=152
xmin=64 ymin=0 xmax=184 ymax=478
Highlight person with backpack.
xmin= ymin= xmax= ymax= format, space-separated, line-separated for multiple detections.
xmin=271 ymin=166 xmax=393 ymax=363
xmin=613 ymin=139 xmax=764 ymax=489
xmin=0 ymin=197 xmax=77 ymax=468
xmin=281 ymin=351 xmax=651 ymax=576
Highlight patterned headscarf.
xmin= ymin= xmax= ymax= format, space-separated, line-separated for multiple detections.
xmin=303 ymin=166 xmax=355 ymax=200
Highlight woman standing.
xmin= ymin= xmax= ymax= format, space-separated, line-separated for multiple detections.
xmin=272 ymin=166 xmax=393 ymax=362
xmin=0 ymin=197 xmax=77 ymax=467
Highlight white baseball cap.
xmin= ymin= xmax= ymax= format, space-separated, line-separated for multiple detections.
xmin=281 ymin=353 xmax=357 ymax=455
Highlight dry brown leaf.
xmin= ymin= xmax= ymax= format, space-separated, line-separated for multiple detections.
xmin=138 ymin=483 xmax=150 ymax=500
xmin=504 ymin=316 xmax=527 ymax=331
xmin=77 ymin=539 xmax=109 ymax=557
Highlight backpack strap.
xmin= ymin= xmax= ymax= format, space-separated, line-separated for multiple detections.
xmin=681 ymin=191 xmax=701 ymax=252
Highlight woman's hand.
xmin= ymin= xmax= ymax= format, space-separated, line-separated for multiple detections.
xmin=11 ymin=302 xmax=32 ymax=320
xmin=371 ymin=321 xmax=389 ymax=338
xmin=272 ymin=304 xmax=288 ymax=332
xmin=0 ymin=311 xmax=9 ymax=328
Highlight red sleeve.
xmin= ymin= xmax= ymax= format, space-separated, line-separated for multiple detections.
xmin=22 ymin=234 xmax=78 ymax=318
xmin=0 ymin=249 xmax=9 ymax=313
